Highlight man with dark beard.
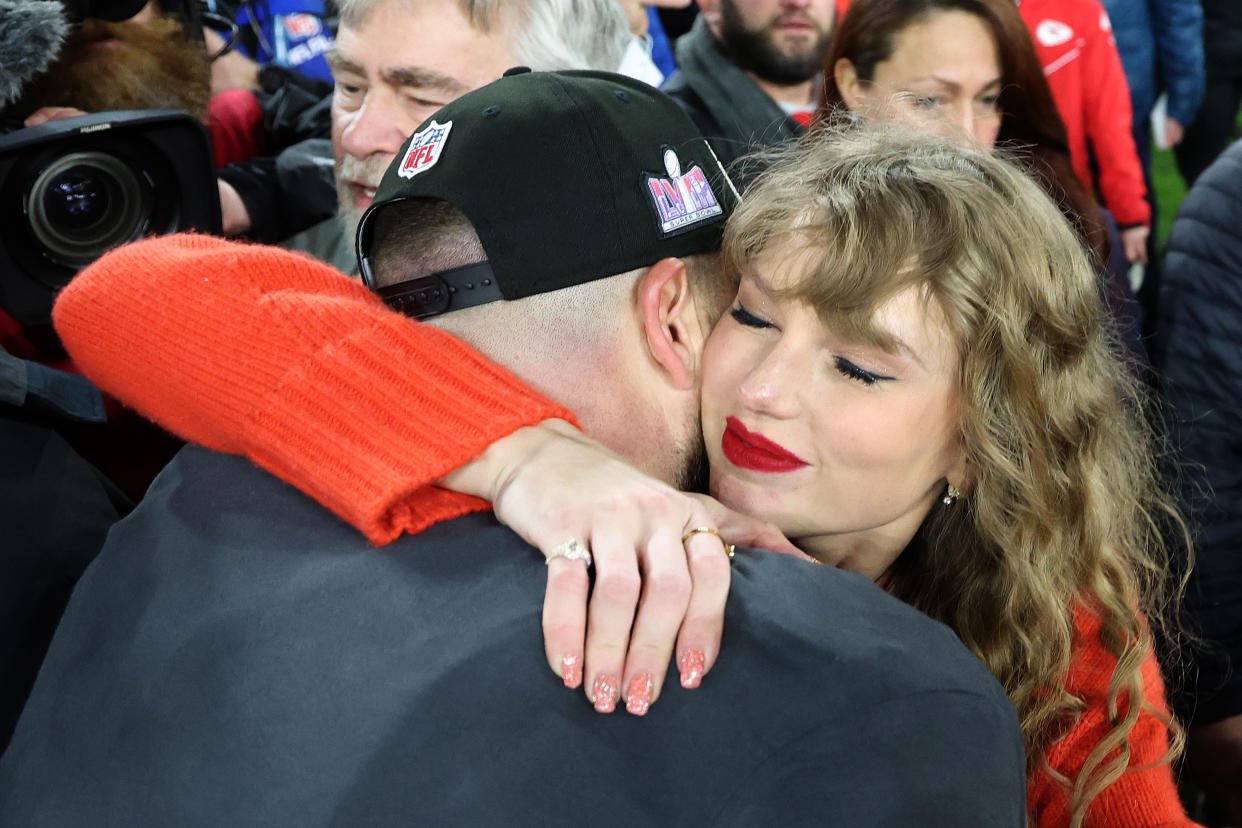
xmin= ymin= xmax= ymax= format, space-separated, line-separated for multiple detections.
xmin=17 ymin=0 xmax=212 ymax=123
xmin=7 ymin=0 xmax=293 ymax=170
xmin=663 ymin=0 xmax=836 ymax=182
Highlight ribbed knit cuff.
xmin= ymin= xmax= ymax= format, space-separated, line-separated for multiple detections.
xmin=55 ymin=235 xmax=578 ymax=546
xmin=245 ymin=311 xmax=577 ymax=545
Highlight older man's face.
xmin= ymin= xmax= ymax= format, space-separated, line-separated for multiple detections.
xmin=718 ymin=0 xmax=835 ymax=85
xmin=327 ymin=0 xmax=517 ymax=232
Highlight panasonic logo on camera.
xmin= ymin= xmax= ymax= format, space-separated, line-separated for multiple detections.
xmin=78 ymin=124 xmax=113 ymax=134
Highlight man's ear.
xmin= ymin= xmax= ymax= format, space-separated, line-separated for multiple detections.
xmin=637 ymin=257 xmax=700 ymax=391
xmin=834 ymin=58 xmax=867 ymax=111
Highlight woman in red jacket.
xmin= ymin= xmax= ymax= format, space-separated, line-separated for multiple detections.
xmin=818 ymin=0 xmax=1113 ymax=268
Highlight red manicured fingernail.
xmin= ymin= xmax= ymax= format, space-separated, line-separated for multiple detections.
xmin=592 ymin=674 xmax=619 ymax=713
xmin=625 ymin=674 xmax=654 ymax=716
xmin=678 ymin=648 xmax=705 ymax=689
xmin=561 ymin=654 xmax=582 ymax=689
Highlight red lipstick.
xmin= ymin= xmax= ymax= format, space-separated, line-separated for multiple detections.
xmin=721 ymin=416 xmax=809 ymax=473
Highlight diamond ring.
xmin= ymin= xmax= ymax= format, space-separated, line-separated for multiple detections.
xmin=545 ymin=538 xmax=593 ymax=567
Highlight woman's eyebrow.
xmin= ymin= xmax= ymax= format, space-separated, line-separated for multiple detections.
xmin=886 ymin=336 xmax=926 ymax=368
xmin=905 ymin=75 xmax=1003 ymax=92
xmin=906 ymin=75 xmax=961 ymax=90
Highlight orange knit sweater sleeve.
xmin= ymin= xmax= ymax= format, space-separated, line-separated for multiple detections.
xmin=52 ymin=234 xmax=577 ymax=545
xmin=1028 ymin=606 xmax=1199 ymax=827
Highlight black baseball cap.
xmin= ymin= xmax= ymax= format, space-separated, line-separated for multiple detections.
xmin=356 ymin=68 xmax=738 ymax=319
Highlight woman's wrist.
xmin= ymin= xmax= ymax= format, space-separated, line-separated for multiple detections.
xmin=437 ymin=418 xmax=583 ymax=503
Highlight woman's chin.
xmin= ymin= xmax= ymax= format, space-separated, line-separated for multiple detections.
xmin=711 ymin=471 xmax=796 ymax=527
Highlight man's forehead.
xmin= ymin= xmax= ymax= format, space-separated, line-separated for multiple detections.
xmin=330 ymin=0 xmax=516 ymax=87
xmin=327 ymin=44 xmax=473 ymax=95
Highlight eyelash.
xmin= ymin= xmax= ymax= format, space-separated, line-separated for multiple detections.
xmin=729 ymin=304 xmax=773 ymax=329
xmin=834 ymin=357 xmax=888 ymax=386
xmin=730 ymin=304 xmax=894 ymax=386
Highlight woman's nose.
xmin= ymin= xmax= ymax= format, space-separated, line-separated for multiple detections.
xmin=736 ymin=344 xmax=805 ymax=419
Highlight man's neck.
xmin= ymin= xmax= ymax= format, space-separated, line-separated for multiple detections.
xmin=750 ymin=75 xmax=814 ymax=108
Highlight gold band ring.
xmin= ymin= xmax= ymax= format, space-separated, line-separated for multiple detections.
xmin=682 ymin=526 xmax=736 ymax=560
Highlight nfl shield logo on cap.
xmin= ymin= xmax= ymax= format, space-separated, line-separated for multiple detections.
xmin=398 ymin=120 xmax=453 ymax=180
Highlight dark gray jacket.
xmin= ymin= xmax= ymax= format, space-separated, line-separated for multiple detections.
xmin=0 ymin=350 xmax=128 ymax=753
xmin=0 ymin=447 xmax=1026 ymax=826
xmin=1158 ymin=139 xmax=1242 ymax=727
xmin=662 ymin=17 xmax=803 ymax=188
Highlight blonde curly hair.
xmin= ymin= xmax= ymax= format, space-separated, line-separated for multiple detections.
xmin=724 ymin=124 xmax=1188 ymax=825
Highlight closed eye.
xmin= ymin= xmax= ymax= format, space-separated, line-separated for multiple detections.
xmin=405 ymin=93 xmax=445 ymax=109
xmin=730 ymin=303 xmax=775 ymax=329
xmin=835 ymin=356 xmax=894 ymax=386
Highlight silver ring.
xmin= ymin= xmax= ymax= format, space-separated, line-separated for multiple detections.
xmin=545 ymin=538 xmax=592 ymax=567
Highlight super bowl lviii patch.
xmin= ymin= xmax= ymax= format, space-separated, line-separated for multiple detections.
xmin=398 ymin=120 xmax=453 ymax=180
xmin=644 ymin=147 xmax=723 ymax=237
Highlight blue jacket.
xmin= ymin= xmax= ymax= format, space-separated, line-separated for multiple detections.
xmin=1101 ymin=0 xmax=1204 ymax=127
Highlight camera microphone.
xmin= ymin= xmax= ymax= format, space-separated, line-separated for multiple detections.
xmin=0 ymin=0 xmax=70 ymax=107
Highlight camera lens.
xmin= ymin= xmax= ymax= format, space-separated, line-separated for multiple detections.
xmin=43 ymin=170 xmax=112 ymax=230
xmin=27 ymin=151 xmax=148 ymax=266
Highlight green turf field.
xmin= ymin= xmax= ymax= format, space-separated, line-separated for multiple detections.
xmin=1151 ymin=145 xmax=1187 ymax=249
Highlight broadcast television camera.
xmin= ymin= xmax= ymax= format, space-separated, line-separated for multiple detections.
xmin=0 ymin=109 xmax=221 ymax=326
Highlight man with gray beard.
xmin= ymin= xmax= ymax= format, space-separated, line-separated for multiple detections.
xmin=217 ymin=0 xmax=632 ymax=275
xmin=663 ymin=0 xmax=836 ymax=182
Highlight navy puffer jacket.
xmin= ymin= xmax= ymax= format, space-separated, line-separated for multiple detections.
xmin=1158 ymin=138 xmax=1242 ymax=727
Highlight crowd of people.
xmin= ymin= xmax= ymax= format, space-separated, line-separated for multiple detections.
xmin=1 ymin=0 xmax=1240 ymax=825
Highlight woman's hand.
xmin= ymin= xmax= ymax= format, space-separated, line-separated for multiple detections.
xmin=442 ymin=419 xmax=800 ymax=714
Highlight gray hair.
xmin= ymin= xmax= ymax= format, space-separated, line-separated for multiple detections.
xmin=335 ymin=0 xmax=630 ymax=73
